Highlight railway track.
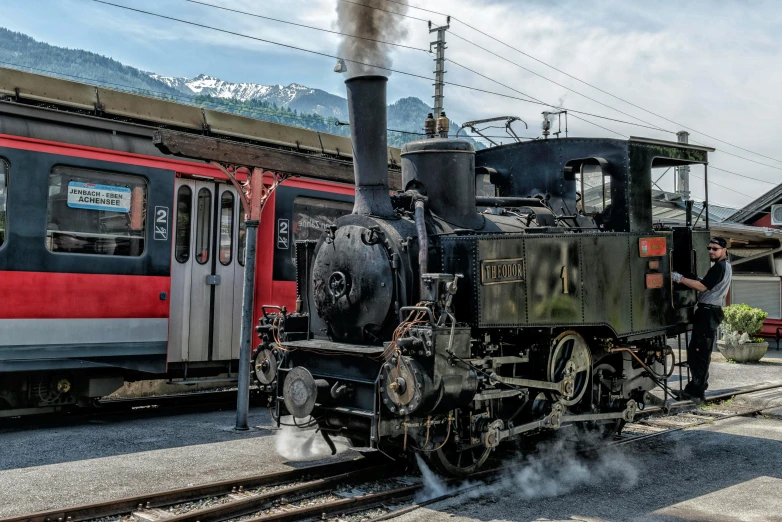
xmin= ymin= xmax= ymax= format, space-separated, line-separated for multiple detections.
xmin=0 ymin=389 xmax=263 ymax=429
xmin=4 ymin=382 xmax=780 ymax=522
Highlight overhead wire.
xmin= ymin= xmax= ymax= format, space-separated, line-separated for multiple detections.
xmin=448 ymin=56 xmax=765 ymax=200
xmin=0 ymin=61 xmax=352 ymax=125
xmin=349 ymin=1 xmax=782 ymax=179
xmin=85 ymin=0 xmax=778 ymax=196
xmin=446 ymin=58 xmax=667 ymax=132
xmin=338 ymin=0 xmax=430 ymax=23
xmin=87 ymin=0 xmax=431 ymax=78
xmin=436 ymin=6 xmax=782 ymax=164
xmin=181 ymin=0 xmax=429 ymax=52
xmin=1 ymin=60 xmax=532 ymax=146
xmin=690 ymin=173 xmax=755 ymax=199
xmin=709 ymin=166 xmax=777 ymax=185
xmin=333 ymin=3 xmax=728 ymax=149
xmin=370 ymin=0 xmax=450 ymax=19
xmin=448 ymin=31 xmax=675 ymax=134
xmin=86 ymin=0 xmax=686 ymax=135
xmin=446 ymin=56 xmax=774 ymax=191
xmin=435 ymin=15 xmax=779 ymax=194
xmin=689 ymin=142 xmax=782 ymax=174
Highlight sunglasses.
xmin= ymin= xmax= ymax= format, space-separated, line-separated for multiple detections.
xmin=707 ymin=246 xmax=723 ymax=251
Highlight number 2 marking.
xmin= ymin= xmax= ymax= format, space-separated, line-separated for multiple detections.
xmin=154 ymin=206 xmax=169 ymax=241
xmin=277 ymin=219 xmax=289 ymax=249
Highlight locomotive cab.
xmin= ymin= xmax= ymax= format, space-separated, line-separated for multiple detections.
xmin=263 ymin=74 xmax=714 ymax=476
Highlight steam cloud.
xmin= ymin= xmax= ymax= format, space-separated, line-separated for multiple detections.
xmin=413 ymin=434 xmax=640 ymax=506
xmin=498 ymin=437 xmax=639 ymax=499
xmin=336 ymin=0 xmax=409 ymax=77
xmin=274 ymin=417 xmax=348 ymax=461
xmin=415 ymin=454 xmax=481 ymax=503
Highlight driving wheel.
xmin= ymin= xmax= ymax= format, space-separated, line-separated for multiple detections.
xmin=548 ymin=331 xmax=591 ymax=407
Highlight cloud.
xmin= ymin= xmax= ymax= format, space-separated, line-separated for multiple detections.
xmin=5 ymin=0 xmax=779 ymax=206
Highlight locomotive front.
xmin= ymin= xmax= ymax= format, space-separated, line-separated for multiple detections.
xmin=261 ymin=74 xmax=704 ymax=476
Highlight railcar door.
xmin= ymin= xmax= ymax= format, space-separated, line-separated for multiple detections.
xmin=169 ymin=179 xmax=243 ymax=365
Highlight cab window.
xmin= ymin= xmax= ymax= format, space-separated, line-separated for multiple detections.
xmin=46 ymin=166 xmax=146 ymax=256
xmin=579 ymin=164 xmax=611 ymax=215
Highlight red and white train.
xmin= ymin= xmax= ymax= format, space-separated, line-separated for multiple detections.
xmin=0 ymin=67 xmax=400 ymax=416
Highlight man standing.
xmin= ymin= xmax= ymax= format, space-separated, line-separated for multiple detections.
xmin=672 ymin=237 xmax=732 ymax=401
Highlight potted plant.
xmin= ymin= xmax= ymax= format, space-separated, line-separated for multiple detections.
xmin=717 ymin=303 xmax=769 ymax=363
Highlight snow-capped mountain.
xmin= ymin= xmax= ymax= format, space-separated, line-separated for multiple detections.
xmin=0 ymin=28 xmax=482 ymax=149
xmin=149 ymin=73 xmax=347 ymax=118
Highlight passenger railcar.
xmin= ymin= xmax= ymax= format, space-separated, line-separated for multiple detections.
xmin=0 ymin=68 xmax=376 ymax=415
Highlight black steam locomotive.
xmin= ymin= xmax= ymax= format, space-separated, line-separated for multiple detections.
xmin=259 ymin=75 xmax=713 ymax=475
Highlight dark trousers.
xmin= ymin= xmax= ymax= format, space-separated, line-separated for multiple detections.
xmin=685 ymin=306 xmax=723 ymax=398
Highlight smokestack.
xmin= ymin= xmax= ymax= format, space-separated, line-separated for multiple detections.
xmin=345 ymin=75 xmax=395 ymax=218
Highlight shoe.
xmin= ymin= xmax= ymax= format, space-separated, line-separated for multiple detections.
xmin=676 ymin=390 xmax=704 ymax=403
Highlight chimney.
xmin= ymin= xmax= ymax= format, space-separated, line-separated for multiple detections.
xmin=345 ymin=75 xmax=395 ymax=218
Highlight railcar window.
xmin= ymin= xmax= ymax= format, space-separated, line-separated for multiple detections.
xmin=195 ymin=188 xmax=211 ymax=265
xmin=238 ymin=209 xmax=246 ymax=266
xmin=291 ymin=196 xmax=352 ymax=266
xmin=175 ymin=186 xmax=192 ymax=263
xmin=46 ymin=166 xmax=146 ymax=256
xmin=0 ymin=158 xmax=7 ymax=248
xmin=219 ymin=192 xmax=234 ymax=266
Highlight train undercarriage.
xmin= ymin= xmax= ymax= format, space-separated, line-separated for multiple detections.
xmin=265 ymin=308 xmax=669 ymax=476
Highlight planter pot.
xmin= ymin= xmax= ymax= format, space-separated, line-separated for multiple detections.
xmin=716 ymin=340 xmax=768 ymax=363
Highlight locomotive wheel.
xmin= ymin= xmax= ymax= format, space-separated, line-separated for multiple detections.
xmin=253 ymin=348 xmax=277 ymax=386
xmin=548 ymin=331 xmax=591 ymax=407
xmin=426 ymin=442 xmax=492 ymax=477
xmin=578 ymin=360 xmax=626 ymax=439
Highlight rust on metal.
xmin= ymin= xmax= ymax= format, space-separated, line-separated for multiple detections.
xmin=154 ymin=130 xmax=402 ymax=190
xmin=645 ymin=273 xmax=664 ymax=289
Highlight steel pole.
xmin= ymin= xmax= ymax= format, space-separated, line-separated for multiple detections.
xmin=235 ymin=219 xmax=259 ymax=430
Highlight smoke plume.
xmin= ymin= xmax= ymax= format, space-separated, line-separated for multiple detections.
xmin=336 ymin=0 xmax=409 ymax=77
xmin=274 ymin=417 xmax=348 ymax=461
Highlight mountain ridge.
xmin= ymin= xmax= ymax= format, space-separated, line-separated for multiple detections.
xmin=0 ymin=27 xmax=481 ymax=148
xmin=149 ymin=73 xmax=349 ymax=119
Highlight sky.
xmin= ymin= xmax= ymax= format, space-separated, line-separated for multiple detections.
xmin=1 ymin=0 xmax=781 ymax=209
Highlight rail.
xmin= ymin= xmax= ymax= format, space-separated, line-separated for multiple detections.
xmin=4 ymin=382 xmax=779 ymax=522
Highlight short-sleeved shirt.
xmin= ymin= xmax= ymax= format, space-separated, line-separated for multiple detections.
xmin=698 ymin=258 xmax=732 ymax=306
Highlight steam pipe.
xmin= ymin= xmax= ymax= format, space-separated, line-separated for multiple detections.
xmin=609 ymin=347 xmax=675 ymax=380
xmin=475 ymin=197 xmax=547 ymax=208
xmin=345 ymin=75 xmax=395 ymax=218
xmin=413 ymin=195 xmax=428 ymax=290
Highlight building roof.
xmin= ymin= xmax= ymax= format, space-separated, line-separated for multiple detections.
xmin=727 ymin=183 xmax=782 ymax=224
xmin=581 ymin=185 xmax=738 ymax=225
xmin=711 ymin=221 xmax=782 ymax=243
xmin=649 ymin=190 xmax=737 ymax=224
